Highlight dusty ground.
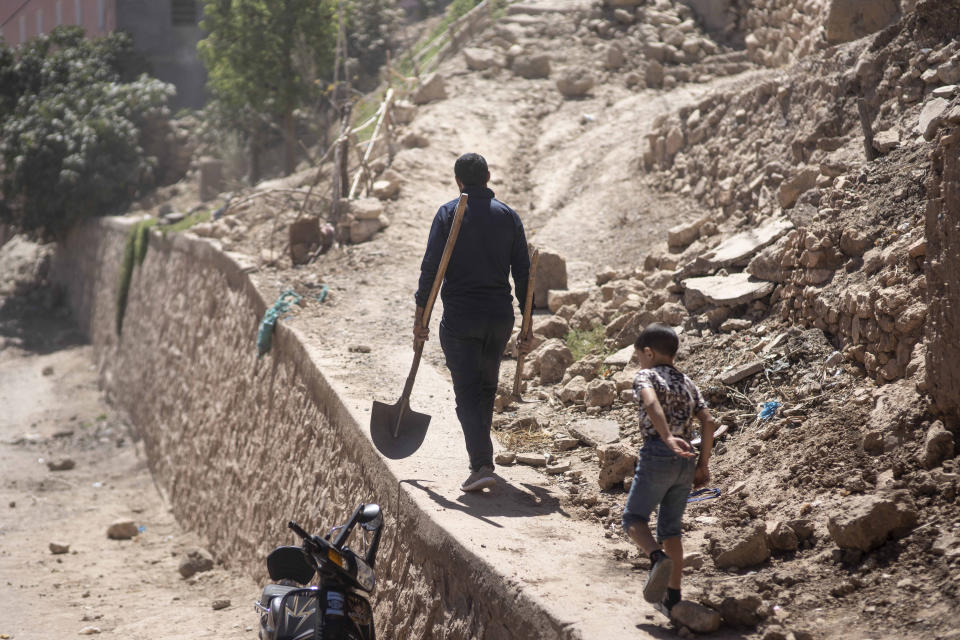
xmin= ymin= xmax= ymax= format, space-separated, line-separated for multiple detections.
xmin=3 ymin=0 xmax=960 ymax=638
xmin=0 ymin=280 xmax=255 ymax=639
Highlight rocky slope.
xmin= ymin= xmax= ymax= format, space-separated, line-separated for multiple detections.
xmin=15 ymin=0 xmax=958 ymax=638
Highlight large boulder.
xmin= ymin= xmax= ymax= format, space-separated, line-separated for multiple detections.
xmin=547 ymin=288 xmax=589 ymax=313
xmin=463 ymin=47 xmax=503 ymax=71
xmin=107 ymin=520 xmax=139 ymax=540
xmin=512 ymin=53 xmax=551 ymax=79
xmin=533 ymin=315 xmax=570 ymax=339
xmin=534 ymin=249 xmax=567 ymax=309
xmin=558 ymin=375 xmax=588 ymax=404
xmin=597 ymin=444 xmax=637 ymax=490
xmin=585 ymin=379 xmax=617 ymax=408
xmin=919 ymin=420 xmax=955 ymax=469
xmin=178 ymin=548 xmax=215 ymax=578
xmin=827 ymin=493 xmax=918 ymax=551
xmin=668 ymin=214 xmax=710 ymax=248
xmin=824 ymin=0 xmax=900 ymax=45
xmin=556 ymin=67 xmax=595 ymax=98
xmin=779 ymin=167 xmax=819 ymax=209
xmin=537 ymin=339 xmax=574 ymax=384
xmin=391 ymin=99 xmax=416 ymax=125
xmin=918 ymin=97 xmax=950 ymax=141
xmin=412 ymin=73 xmax=447 ymax=104
xmin=710 ymin=523 xmax=771 ymax=569
xmin=349 ymin=198 xmax=384 ymax=220
xmin=349 ymin=216 xmax=388 ymax=244
xmin=716 ymin=592 xmax=766 ymax=628
xmin=766 ymin=521 xmax=799 ymax=552
xmin=672 ymin=601 xmax=722 ymax=633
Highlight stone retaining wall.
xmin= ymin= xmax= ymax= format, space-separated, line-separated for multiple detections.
xmin=52 ymin=218 xmax=570 ymax=640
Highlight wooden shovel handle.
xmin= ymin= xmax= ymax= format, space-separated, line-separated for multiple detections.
xmin=421 ymin=193 xmax=468 ymax=328
xmin=398 ymin=193 xmax=469 ymax=408
xmin=513 ymin=249 xmax=539 ymax=397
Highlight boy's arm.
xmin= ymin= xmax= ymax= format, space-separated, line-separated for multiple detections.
xmin=639 ymin=387 xmax=695 ymax=458
xmin=694 ymin=407 xmax=718 ymax=487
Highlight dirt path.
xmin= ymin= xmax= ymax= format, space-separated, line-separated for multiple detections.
xmin=0 ymin=291 xmax=255 ymax=640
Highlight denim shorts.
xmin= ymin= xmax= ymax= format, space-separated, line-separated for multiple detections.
xmin=621 ymin=438 xmax=697 ymax=541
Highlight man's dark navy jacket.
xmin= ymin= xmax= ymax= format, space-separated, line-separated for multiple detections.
xmin=415 ymin=186 xmax=530 ymax=328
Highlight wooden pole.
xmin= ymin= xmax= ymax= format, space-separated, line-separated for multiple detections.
xmin=348 ymin=88 xmax=394 ymax=199
xmin=858 ymin=98 xmax=878 ymax=161
xmin=513 ymin=249 xmax=540 ymax=398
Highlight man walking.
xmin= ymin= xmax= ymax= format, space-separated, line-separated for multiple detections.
xmin=414 ymin=153 xmax=531 ymax=492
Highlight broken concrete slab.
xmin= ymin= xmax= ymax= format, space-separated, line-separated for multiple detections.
xmin=932 ymin=85 xmax=959 ymax=99
xmin=681 ymin=272 xmax=776 ymax=307
xmin=683 ymin=217 xmax=794 ymax=277
xmin=718 ymin=359 xmax=764 ymax=384
xmin=569 ymin=418 xmax=620 ymax=446
xmin=603 ymin=344 xmax=635 ymax=367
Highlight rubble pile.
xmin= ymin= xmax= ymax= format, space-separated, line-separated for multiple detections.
xmin=485 ymin=2 xmax=960 ymax=638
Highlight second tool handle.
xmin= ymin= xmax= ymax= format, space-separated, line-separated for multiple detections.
xmin=512 ymin=248 xmax=539 ymax=397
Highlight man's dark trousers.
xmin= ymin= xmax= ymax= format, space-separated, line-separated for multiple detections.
xmin=439 ymin=314 xmax=514 ymax=472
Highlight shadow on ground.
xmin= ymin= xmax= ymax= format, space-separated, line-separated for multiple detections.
xmin=0 ymin=285 xmax=86 ymax=356
xmin=402 ymin=476 xmax=568 ymax=528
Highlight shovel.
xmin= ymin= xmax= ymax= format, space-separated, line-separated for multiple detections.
xmin=370 ymin=193 xmax=468 ymax=459
xmin=512 ymin=248 xmax=539 ymax=399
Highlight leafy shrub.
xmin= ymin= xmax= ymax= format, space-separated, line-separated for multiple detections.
xmin=565 ymin=325 xmax=609 ymax=361
xmin=0 ymin=26 xmax=173 ymax=238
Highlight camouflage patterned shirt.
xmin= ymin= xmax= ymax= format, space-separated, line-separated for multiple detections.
xmin=633 ymin=365 xmax=707 ymax=440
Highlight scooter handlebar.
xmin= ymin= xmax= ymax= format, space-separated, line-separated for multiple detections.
xmin=288 ymin=521 xmax=311 ymax=541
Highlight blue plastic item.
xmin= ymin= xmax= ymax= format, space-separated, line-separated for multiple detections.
xmin=688 ymin=488 xmax=722 ymax=503
xmin=759 ymin=400 xmax=781 ymax=420
xmin=257 ymin=290 xmax=303 ymax=357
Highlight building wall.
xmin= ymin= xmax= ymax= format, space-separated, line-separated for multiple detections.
xmin=116 ymin=0 xmax=206 ymax=109
xmin=0 ymin=0 xmax=115 ymax=45
xmin=1 ymin=0 xmax=205 ymax=110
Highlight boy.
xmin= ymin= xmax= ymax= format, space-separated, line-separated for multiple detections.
xmin=621 ymin=323 xmax=717 ymax=617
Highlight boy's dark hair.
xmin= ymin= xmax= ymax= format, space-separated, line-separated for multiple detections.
xmin=634 ymin=323 xmax=679 ymax=357
xmin=454 ymin=153 xmax=489 ymax=186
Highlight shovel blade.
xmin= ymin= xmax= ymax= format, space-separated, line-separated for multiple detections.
xmin=370 ymin=400 xmax=431 ymax=459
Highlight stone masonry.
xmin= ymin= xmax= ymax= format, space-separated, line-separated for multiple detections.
xmin=52 ymin=218 xmax=572 ymax=640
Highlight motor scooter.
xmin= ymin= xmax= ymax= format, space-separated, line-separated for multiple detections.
xmin=255 ymin=503 xmax=384 ymax=640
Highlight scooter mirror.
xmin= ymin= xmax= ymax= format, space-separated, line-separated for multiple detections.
xmin=358 ymin=504 xmax=382 ymax=530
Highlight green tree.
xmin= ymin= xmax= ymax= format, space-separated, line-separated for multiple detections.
xmin=344 ymin=0 xmax=404 ymax=85
xmin=0 ymin=27 xmax=173 ymax=238
xmin=198 ymin=0 xmax=337 ymax=179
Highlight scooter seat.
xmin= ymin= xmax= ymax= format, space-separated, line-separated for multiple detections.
xmin=259 ymin=584 xmax=299 ymax=604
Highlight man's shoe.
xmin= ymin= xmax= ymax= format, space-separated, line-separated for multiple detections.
xmin=461 ymin=465 xmax=496 ymax=492
xmin=643 ymin=550 xmax=673 ymax=603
